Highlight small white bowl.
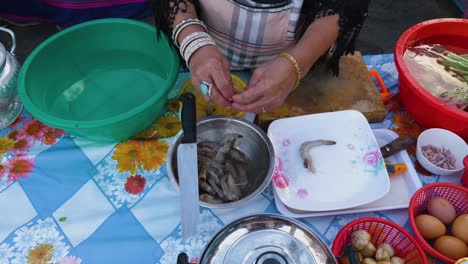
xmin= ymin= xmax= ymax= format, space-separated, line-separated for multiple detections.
xmin=416 ymin=128 xmax=468 ymax=176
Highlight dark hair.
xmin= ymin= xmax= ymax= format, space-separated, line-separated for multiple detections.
xmin=148 ymin=0 xmax=201 ymax=39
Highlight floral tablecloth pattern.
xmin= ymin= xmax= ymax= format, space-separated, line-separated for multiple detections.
xmin=0 ymin=54 xmax=462 ymax=264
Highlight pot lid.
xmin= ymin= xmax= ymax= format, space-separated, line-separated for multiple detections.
xmin=199 ymin=214 xmax=337 ymax=264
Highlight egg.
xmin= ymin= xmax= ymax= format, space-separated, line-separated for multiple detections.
xmin=433 ymin=236 xmax=468 ymax=260
xmin=427 ymin=197 xmax=456 ymax=224
xmin=414 ymin=214 xmax=446 ymax=239
xmin=452 ymin=214 xmax=468 ymax=244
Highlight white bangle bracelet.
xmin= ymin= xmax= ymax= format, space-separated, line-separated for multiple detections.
xmin=179 ymin=32 xmax=211 ymax=58
xmin=172 ymin=18 xmax=199 ymax=42
xmin=184 ymin=37 xmax=216 ymax=66
xmin=172 ymin=19 xmax=207 ymax=47
xmin=183 ymin=37 xmax=214 ymax=60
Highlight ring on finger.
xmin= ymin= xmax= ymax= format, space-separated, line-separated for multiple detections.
xmin=262 ymin=106 xmax=267 ymax=113
xmin=200 ymin=81 xmax=213 ymax=97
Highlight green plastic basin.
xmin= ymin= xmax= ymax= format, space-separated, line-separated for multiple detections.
xmin=18 ymin=18 xmax=179 ymax=142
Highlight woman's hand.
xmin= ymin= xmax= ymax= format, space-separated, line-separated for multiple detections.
xmin=189 ymin=45 xmax=234 ymax=107
xmin=232 ymin=56 xmax=297 ymax=113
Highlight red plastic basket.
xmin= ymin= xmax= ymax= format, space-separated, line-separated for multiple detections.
xmin=408 ymin=183 xmax=468 ymax=263
xmin=332 ymin=217 xmax=428 ymax=264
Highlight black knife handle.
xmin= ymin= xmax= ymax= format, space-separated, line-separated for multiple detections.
xmin=380 ymin=136 xmax=417 ymax=158
xmin=177 ymin=253 xmax=189 ymax=264
xmin=179 ymin=93 xmax=197 ymax=143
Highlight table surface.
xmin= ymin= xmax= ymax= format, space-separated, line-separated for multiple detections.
xmin=0 ymin=54 xmax=462 ymax=264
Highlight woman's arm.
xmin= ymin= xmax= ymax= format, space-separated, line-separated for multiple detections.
xmin=301 ymin=0 xmax=371 ymax=74
xmin=231 ymin=15 xmax=339 ymax=113
xmin=150 ymin=1 xmax=202 ymax=48
xmin=286 ymin=14 xmax=339 ymax=79
xmin=232 ymin=0 xmax=370 ymax=113
xmin=149 ymin=0 xmax=234 ymax=106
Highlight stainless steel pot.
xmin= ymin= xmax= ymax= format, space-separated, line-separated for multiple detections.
xmin=0 ymin=27 xmax=22 ymax=129
xmin=199 ymin=214 xmax=338 ymax=264
xmin=167 ymin=116 xmax=275 ymax=208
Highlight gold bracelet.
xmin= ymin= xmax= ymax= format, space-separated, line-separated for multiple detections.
xmin=278 ymin=52 xmax=302 ymax=90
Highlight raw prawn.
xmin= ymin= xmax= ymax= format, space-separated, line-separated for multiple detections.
xmin=300 ymin=140 xmax=336 ymax=174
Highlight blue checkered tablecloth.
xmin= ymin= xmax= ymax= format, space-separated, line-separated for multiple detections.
xmin=0 ymin=54 xmax=462 ymax=264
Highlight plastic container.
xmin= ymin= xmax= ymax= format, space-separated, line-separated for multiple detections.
xmin=416 ymin=128 xmax=468 ymax=176
xmin=332 ymin=217 xmax=427 ymax=264
xmin=408 ymin=183 xmax=468 ymax=263
xmin=394 ymin=18 xmax=468 ymax=140
xmin=18 ymin=18 xmax=180 ymax=142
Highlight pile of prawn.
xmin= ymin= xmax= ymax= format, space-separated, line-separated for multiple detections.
xmin=196 ymin=134 xmax=250 ymax=204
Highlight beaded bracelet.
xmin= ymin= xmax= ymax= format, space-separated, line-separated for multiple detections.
xmin=278 ymin=52 xmax=302 ymax=90
xmin=172 ymin=18 xmax=207 ymax=47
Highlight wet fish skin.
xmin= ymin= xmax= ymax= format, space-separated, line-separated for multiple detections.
xmin=300 ymin=140 xmax=336 ymax=174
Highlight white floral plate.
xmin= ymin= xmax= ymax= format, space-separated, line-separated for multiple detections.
xmin=267 ymin=110 xmax=390 ymax=212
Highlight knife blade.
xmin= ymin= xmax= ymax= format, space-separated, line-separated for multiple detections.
xmin=177 ymin=93 xmax=199 ymax=240
xmin=380 ymin=136 xmax=416 ymax=158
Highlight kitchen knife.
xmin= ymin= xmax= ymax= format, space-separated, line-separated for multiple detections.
xmin=177 ymin=92 xmax=199 ymax=240
xmin=380 ymin=136 xmax=416 ymax=158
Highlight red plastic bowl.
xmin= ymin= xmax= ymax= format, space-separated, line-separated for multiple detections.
xmin=332 ymin=217 xmax=428 ymax=264
xmin=394 ymin=18 xmax=468 ymax=140
xmin=408 ymin=183 xmax=468 ymax=263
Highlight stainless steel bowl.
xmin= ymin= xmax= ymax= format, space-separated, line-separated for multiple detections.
xmin=167 ymin=116 xmax=275 ymax=208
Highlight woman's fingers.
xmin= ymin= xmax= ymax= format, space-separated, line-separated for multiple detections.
xmin=210 ymin=63 xmax=234 ymax=101
xmin=191 ymin=76 xmax=231 ymax=107
xmin=210 ymin=85 xmax=231 ymax=107
xmin=232 ymin=69 xmax=264 ymax=104
xmin=232 ymin=95 xmax=281 ymax=113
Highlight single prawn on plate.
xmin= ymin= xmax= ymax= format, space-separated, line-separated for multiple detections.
xmin=300 ymin=140 xmax=336 ymax=174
